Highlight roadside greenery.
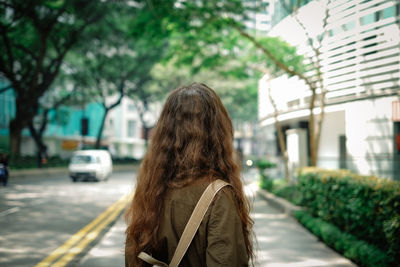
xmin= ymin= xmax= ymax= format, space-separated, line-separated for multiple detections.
xmin=255 ymin=159 xmax=276 ymax=191
xmin=297 ymin=168 xmax=400 ymax=263
xmin=260 ymin=167 xmax=400 ymax=266
xmin=270 ymin=181 xmax=302 ymax=206
xmin=8 ymin=155 xmax=141 ymax=169
xmin=294 ymin=210 xmax=394 ymax=267
xmin=9 ymin=155 xmax=68 ymax=169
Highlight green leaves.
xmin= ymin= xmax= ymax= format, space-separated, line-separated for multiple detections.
xmin=294 ymin=210 xmax=394 ymax=267
xmin=247 ymin=36 xmax=306 ymax=77
xmin=296 ymin=167 xmax=400 ymax=263
xmin=44 ymin=0 xmax=65 ymax=9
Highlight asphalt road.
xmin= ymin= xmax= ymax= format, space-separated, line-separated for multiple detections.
xmin=0 ymin=171 xmax=136 ymax=267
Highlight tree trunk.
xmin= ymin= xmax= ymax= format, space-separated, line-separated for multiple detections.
xmin=95 ymin=108 xmax=109 ymax=149
xmin=275 ymin=118 xmax=290 ymax=183
xmin=308 ymin=83 xmax=318 ymax=166
xmin=314 ymin=88 xmax=327 ymax=166
xmin=266 ymin=76 xmax=290 ymax=183
xmin=28 ymin=122 xmax=48 ymax=168
xmin=9 ymin=119 xmax=23 ymax=156
xmin=9 ymin=89 xmax=40 ymax=155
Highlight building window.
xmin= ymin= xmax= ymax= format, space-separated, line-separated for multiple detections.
xmin=342 ymin=20 xmax=355 ymax=31
xmin=127 ymin=120 xmax=136 ymax=138
xmin=382 ymin=5 xmax=396 ymax=19
xmin=360 ymin=12 xmax=376 ymax=25
xmin=128 ymin=144 xmax=134 ymax=156
xmin=128 ymin=104 xmax=136 ymax=112
xmin=329 ymin=26 xmax=342 ymax=37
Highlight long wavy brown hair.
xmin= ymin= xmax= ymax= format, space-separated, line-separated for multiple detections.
xmin=125 ymin=83 xmax=254 ymax=266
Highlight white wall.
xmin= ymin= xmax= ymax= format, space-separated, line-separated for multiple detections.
xmin=345 ymin=96 xmax=395 ymax=178
xmin=106 ymin=96 xmax=145 ymax=159
xmin=317 ymin=110 xmax=345 ymax=169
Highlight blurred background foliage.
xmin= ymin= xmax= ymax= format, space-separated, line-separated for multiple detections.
xmin=0 ymin=0 xmax=306 ymax=157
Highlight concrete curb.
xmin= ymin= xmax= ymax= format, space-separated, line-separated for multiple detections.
xmin=257 ymin=188 xmax=303 ymax=216
xmin=9 ymin=164 xmax=139 ymax=178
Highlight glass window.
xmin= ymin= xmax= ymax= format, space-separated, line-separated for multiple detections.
xmin=128 ymin=144 xmax=133 ymax=156
xmin=342 ymin=21 xmax=355 ymax=31
xmin=382 ymin=6 xmax=395 ymax=19
xmin=329 ymin=27 xmax=342 ymax=37
xmin=128 ymin=104 xmax=136 ymax=112
xmin=71 ymin=155 xmax=97 ymax=164
xmin=360 ymin=13 xmax=375 ymax=25
xmin=127 ymin=120 xmax=136 ymax=138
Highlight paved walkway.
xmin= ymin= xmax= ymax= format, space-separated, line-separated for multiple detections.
xmin=79 ymin=183 xmax=356 ymax=267
xmin=251 ymin=189 xmax=355 ymax=266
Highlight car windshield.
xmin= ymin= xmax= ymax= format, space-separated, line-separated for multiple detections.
xmin=70 ymin=155 xmax=97 ymax=164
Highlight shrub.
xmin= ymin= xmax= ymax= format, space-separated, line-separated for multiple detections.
xmin=112 ymin=157 xmax=141 ymax=165
xmin=255 ymin=159 xmax=276 ymax=191
xmin=9 ymin=155 xmax=69 ymax=169
xmin=255 ymin=159 xmax=276 ymax=170
xmin=297 ymin=167 xmax=400 ymax=262
xmin=294 ymin=210 xmax=394 ymax=267
xmin=271 ymin=182 xmax=302 ymax=206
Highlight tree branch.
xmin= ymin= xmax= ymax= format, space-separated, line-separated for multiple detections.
xmin=0 ymin=26 xmax=14 ymax=72
xmin=42 ymin=13 xmax=104 ymax=94
xmin=107 ymin=79 xmax=125 ymax=110
xmin=231 ymin=21 xmax=313 ymax=87
xmin=38 ymin=108 xmax=50 ymax=136
xmin=14 ymin=44 xmax=39 ymax=61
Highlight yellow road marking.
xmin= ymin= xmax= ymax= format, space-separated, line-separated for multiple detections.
xmin=35 ymin=193 xmax=132 ymax=267
xmin=52 ymin=194 xmax=130 ymax=267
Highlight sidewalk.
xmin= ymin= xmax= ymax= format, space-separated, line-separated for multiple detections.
xmin=78 ymin=183 xmax=356 ymax=267
xmin=251 ymin=188 xmax=356 ymax=266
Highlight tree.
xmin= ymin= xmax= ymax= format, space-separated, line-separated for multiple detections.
xmin=66 ymin=3 xmax=166 ymax=149
xmin=0 ymin=0 xmax=105 ymax=155
xmin=28 ymin=84 xmax=76 ymax=167
xmin=246 ymin=37 xmax=306 ymax=182
xmin=230 ymin=0 xmax=331 ymax=167
xmin=128 ymin=0 xmax=258 ymax=124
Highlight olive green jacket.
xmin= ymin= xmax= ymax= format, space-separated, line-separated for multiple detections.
xmin=144 ymin=180 xmax=249 ymax=267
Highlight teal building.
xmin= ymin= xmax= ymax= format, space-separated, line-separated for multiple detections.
xmin=0 ymin=79 xmax=105 ymax=156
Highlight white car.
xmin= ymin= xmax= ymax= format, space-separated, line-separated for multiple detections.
xmin=68 ymin=150 xmax=113 ymax=182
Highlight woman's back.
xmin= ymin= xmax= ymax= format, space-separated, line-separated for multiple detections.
xmin=125 ymin=83 xmax=253 ymax=266
xmin=152 ymin=179 xmax=248 ymax=266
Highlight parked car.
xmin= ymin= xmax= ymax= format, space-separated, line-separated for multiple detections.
xmin=68 ymin=150 xmax=112 ymax=182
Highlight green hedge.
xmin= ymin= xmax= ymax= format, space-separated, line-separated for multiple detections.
xmin=272 ymin=182 xmax=302 ymax=206
xmin=9 ymin=155 xmax=68 ymax=169
xmin=255 ymin=159 xmax=276 ymax=191
xmin=297 ymin=167 xmax=400 ymax=263
xmin=294 ymin=210 xmax=394 ymax=267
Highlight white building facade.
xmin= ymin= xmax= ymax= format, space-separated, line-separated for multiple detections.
xmin=104 ymin=96 xmax=160 ymax=160
xmin=258 ymin=0 xmax=400 ymax=180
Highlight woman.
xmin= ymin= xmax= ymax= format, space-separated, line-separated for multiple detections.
xmin=125 ymin=83 xmax=254 ymax=266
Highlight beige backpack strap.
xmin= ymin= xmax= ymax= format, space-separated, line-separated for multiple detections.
xmin=169 ymin=179 xmax=229 ymax=267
